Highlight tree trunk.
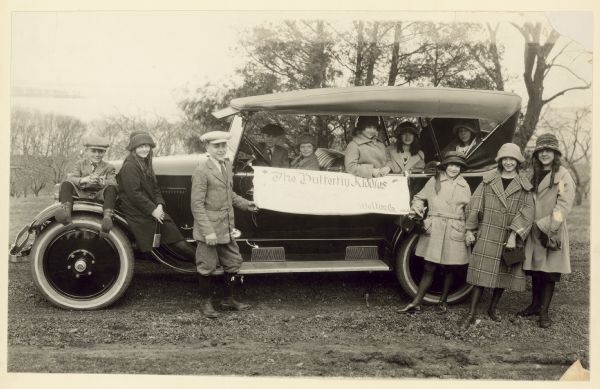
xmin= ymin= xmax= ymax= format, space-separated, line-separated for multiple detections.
xmin=387 ymin=22 xmax=402 ymax=86
xmin=364 ymin=22 xmax=380 ymax=86
xmin=353 ymin=21 xmax=365 ymax=86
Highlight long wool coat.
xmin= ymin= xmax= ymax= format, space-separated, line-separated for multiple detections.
xmin=412 ymin=173 xmax=472 ymax=265
xmin=344 ymin=134 xmax=387 ymax=178
xmin=465 ymin=170 xmax=535 ymax=291
xmin=386 ymin=147 xmax=425 ymax=174
xmin=191 ymin=156 xmax=251 ymax=244
xmin=117 ymin=154 xmax=184 ymax=252
xmin=523 ymin=166 xmax=575 ymax=274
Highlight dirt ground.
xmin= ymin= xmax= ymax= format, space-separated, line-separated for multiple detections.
xmin=6 ymin=196 xmax=591 ymax=379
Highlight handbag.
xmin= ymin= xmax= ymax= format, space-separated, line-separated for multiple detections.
xmin=400 ymin=216 xmax=424 ymax=235
xmin=502 ymin=245 xmax=525 ymax=266
xmin=152 ymin=222 xmax=161 ymax=248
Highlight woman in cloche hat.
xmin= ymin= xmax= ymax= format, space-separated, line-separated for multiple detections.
xmin=459 ymin=143 xmax=535 ymax=329
xmin=290 ymin=134 xmax=320 ymax=171
xmin=398 ymin=151 xmax=471 ymax=314
xmin=441 ymin=122 xmax=481 ymax=157
xmin=344 ymin=116 xmax=390 ymax=178
xmin=386 ymin=121 xmax=425 ymax=174
xmin=520 ymin=133 xmax=575 ymax=328
xmin=116 ymin=131 xmax=195 ymax=258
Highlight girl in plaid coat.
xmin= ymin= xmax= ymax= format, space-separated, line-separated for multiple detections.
xmin=460 ymin=143 xmax=535 ymax=329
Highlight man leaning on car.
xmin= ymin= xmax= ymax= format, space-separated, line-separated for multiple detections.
xmin=191 ymin=131 xmax=259 ymax=318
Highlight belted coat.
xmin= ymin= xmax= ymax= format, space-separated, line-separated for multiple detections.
xmin=344 ymin=134 xmax=387 ymax=178
xmin=465 ymin=170 xmax=535 ymax=291
xmin=411 ymin=173 xmax=472 ymax=265
xmin=191 ymin=156 xmax=251 ymax=244
xmin=523 ymin=166 xmax=575 ymax=274
xmin=386 ymin=147 xmax=425 ymax=174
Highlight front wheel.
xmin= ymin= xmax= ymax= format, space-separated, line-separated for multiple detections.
xmin=395 ymin=233 xmax=472 ymax=304
xmin=30 ymin=215 xmax=134 ymax=310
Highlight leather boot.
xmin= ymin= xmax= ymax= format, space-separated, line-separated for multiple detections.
xmin=198 ymin=275 xmax=219 ymax=319
xmin=538 ymin=280 xmax=555 ymax=329
xmin=517 ymin=276 xmax=542 ymax=317
xmin=221 ymin=273 xmax=250 ymax=311
xmin=55 ymin=202 xmax=73 ymax=225
xmin=101 ymin=209 xmax=114 ymax=234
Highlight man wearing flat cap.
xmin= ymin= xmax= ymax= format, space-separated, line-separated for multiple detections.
xmin=257 ymin=123 xmax=290 ymax=168
xmin=55 ymin=133 xmax=118 ymax=236
xmin=191 ymin=130 xmax=258 ymax=318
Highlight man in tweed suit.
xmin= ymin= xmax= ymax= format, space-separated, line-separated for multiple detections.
xmin=191 ymin=131 xmax=258 ymax=318
xmin=55 ymin=134 xmax=117 ymax=236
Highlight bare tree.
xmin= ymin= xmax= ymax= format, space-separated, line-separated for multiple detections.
xmin=512 ymin=22 xmax=592 ymax=149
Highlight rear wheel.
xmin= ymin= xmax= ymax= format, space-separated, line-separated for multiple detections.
xmin=30 ymin=215 xmax=134 ymax=310
xmin=395 ymin=233 xmax=472 ymax=304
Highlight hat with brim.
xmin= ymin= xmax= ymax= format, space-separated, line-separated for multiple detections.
xmin=261 ymin=123 xmax=285 ymax=136
xmin=201 ymin=130 xmax=231 ymax=144
xmin=452 ymin=123 xmax=478 ymax=136
xmin=394 ymin=122 xmax=419 ymax=137
xmin=439 ymin=151 xmax=467 ymax=169
xmin=297 ymin=134 xmax=316 ymax=148
xmin=126 ymin=131 xmax=156 ymax=151
xmin=355 ymin=116 xmax=380 ymax=131
xmin=533 ymin=133 xmax=561 ymax=156
xmin=83 ymin=134 xmax=110 ymax=150
xmin=495 ymin=142 xmax=525 ymax=163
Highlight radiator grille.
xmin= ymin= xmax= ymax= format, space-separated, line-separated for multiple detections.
xmin=251 ymin=247 xmax=286 ymax=262
xmin=345 ymin=246 xmax=378 ymax=261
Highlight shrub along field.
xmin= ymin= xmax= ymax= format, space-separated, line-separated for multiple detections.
xmin=6 ymin=195 xmax=590 ymax=378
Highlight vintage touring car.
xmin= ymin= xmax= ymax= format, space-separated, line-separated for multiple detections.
xmin=10 ymin=86 xmax=522 ymax=310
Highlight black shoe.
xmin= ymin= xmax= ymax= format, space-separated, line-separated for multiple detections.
xmin=438 ymin=301 xmax=448 ymax=313
xmin=487 ymin=308 xmax=502 ymax=322
xmin=201 ymin=299 xmax=220 ymax=319
xmin=516 ymin=305 xmax=540 ymax=317
xmin=220 ymin=297 xmax=250 ymax=311
xmin=458 ymin=314 xmax=476 ymax=330
xmin=101 ymin=209 xmax=114 ymax=233
xmin=397 ymin=303 xmax=421 ymax=314
xmin=539 ymin=312 xmax=552 ymax=328
xmin=55 ymin=202 xmax=73 ymax=226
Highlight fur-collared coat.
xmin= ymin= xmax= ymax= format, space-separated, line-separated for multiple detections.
xmin=344 ymin=134 xmax=387 ymax=178
xmin=191 ymin=156 xmax=251 ymax=244
xmin=386 ymin=147 xmax=425 ymax=174
xmin=524 ymin=166 xmax=575 ymax=274
xmin=465 ymin=170 xmax=535 ymax=291
xmin=412 ymin=173 xmax=472 ymax=265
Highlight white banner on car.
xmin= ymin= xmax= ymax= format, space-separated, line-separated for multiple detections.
xmin=252 ymin=167 xmax=410 ymax=216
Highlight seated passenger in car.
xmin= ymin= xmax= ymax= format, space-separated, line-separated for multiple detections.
xmin=257 ymin=123 xmax=290 ymax=168
xmin=290 ymin=134 xmax=320 ymax=171
xmin=191 ymin=131 xmax=259 ymax=318
xmin=386 ymin=121 xmax=425 ymax=174
xmin=441 ymin=122 xmax=480 ymax=157
xmin=54 ymin=134 xmax=118 ymax=236
xmin=344 ymin=116 xmax=390 ymax=178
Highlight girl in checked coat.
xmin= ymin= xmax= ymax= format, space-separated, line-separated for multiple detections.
xmin=520 ymin=133 xmax=576 ymax=328
xmin=398 ymin=151 xmax=471 ymax=314
xmin=460 ymin=143 xmax=535 ymax=329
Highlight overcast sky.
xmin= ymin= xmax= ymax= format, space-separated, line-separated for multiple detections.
xmin=10 ymin=11 xmax=593 ymax=122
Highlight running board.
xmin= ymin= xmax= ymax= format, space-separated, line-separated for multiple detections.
xmin=211 ymin=260 xmax=390 ymax=275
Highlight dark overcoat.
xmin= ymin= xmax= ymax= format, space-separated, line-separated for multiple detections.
xmin=465 ymin=170 xmax=535 ymax=291
xmin=191 ymin=156 xmax=251 ymax=244
xmin=258 ymin=143 xmax=290 ymax=168
xmin=524 ymin=166 xmax=575 ymax=274
xmin=117 ymin=154 xmax=183 ymax=252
